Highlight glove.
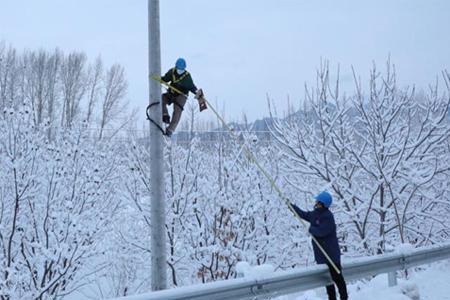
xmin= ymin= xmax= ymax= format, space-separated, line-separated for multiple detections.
xmin=195 ymin=89 xmax=204 ymax=100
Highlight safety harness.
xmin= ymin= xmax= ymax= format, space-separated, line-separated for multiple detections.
xmin=171 ymin=68 xmax=189 ymax=87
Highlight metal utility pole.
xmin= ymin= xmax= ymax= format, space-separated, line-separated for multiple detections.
xmin=148 ymin=0 xmax=167 ymax=291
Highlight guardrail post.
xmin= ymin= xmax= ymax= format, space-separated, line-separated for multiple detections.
xmin=388 ymin=271 xmax=397 ymax=287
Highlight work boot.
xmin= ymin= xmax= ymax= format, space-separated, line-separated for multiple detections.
xmin=165 ymin=129 xmax=173 ymax=137
xmin=162 ymin=114 xmax=170 ymax=124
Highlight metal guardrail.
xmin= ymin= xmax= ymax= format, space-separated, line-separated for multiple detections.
xmin=112 ymin=243 xmax=450 ymax=300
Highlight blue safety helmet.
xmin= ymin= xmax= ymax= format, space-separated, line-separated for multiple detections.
xmin=175 ymin=58 xmax=186 ymax=70
xmin=314 ymin=191 xmax=332 ymax=208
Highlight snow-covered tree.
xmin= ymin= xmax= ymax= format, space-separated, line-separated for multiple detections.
xmin=270 ymin=61 xmax=450 ymax=256
xmin=0 ymin=105 xmax=122 ymax=299
xmin=0 ymin=44 xmax=129 ymax=140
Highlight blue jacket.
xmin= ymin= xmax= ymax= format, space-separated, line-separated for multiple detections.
xmin=291 ymin=203 xmax=341 ymax=264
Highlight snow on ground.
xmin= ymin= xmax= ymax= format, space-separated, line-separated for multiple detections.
xmin=236 ymin=261 xmax=275 ymax=278
xmin=66 ymin=261 xmax=450 ymax=299
xmin=275 ymin=260 xmax=450 ymax=300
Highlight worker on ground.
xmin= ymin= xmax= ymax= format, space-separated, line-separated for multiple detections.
xmin=291 ymin=191 xmax=348 ymax=300
xmin=160 ymin=58 xmax=206 ymax=137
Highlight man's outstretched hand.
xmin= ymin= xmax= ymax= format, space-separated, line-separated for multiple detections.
xmin=195 ymin=89 xmax=204 ymax=99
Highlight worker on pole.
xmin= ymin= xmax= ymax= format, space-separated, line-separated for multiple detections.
xmin=160 ymin=58 xmax=207 ymax=137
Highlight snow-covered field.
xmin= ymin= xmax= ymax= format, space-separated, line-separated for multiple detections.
xmin=278 ymin=261 xmax=450 ymax=300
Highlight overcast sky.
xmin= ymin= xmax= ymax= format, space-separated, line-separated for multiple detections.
xmin=1 ymin=0 xmax=450 ymax=123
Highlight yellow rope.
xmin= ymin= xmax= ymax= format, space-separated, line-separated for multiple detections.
xmin=150 ymin=75 xmax=341 ymax=274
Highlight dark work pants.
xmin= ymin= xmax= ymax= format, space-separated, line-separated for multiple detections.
xmin=326 ymin=263 xmax=348 ymax=300
xmin=162 ymin=92 xmax=187 ymax=133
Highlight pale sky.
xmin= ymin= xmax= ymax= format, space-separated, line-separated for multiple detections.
xmin=1 ymin=0 xmax=450 ymax=123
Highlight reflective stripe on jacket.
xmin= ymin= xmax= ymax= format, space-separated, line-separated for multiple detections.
xmin=161 ymin=68 xmax=197 ymax=95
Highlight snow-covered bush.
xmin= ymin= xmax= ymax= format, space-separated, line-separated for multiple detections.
xmin=0 ymin=106 xmax=122 ymax=299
